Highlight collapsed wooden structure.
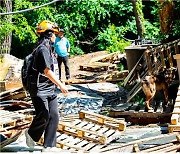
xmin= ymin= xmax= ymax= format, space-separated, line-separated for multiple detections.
xmin=1 ymin=39 xmax=180 ymax=152
xmin=36 ymin=110 xmax=126 ymax=152
xmin=0 ymin=109 xmax=33 ymax=148
xmin=124 ymin=39 xmax=180 ymax=103
xmin=169 ymin=85 xmax=180 ymax=133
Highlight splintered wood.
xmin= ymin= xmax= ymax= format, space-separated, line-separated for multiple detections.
xmin=79 ymin=110 xmax=126 ymax=131
xmin=38 ymin=111 xmax=126 ymax=152
xmin=0 ymin=110 xmax=33 ymax=131
xmin=132 ymin=133 xmax=180 ymax=153
xmin=0 ymin=87 xmax=27 ymax=101
xmin=169 ymin=86 xmax=180 ymax=132
xmin=79 ymin=62 xmax=116 ymax=72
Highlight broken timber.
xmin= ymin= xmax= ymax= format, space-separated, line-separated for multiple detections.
xmin=79 ymin=110 xmax=126 ymax=131
xmin=58 ymin=121 xmax=107 ymax=144
xmin=169 ymin=85 xmax=180 ymax=132
xmin=125 ymin=39 xmax=180 ymax=103
xmin=100 ymin=132 xmax=179 ymax=153
xmin=109 ymin=101 xmax=173 ymax=124
xmin=38 ymin=110 xmax=126 ymax=152
xmin=79 ymin=62 xmax=116 ymax=72
xmin=0 ymin=130 xmax=22 ymax=148
xmin=0 ymin=110 xmax=33 ymax=131
xmin=0 ymin=87 xmax=26 ymax=101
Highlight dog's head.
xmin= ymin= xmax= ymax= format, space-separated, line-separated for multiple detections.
xmin=154 ymin=67 xmax=177 ymax=84
xmin=142 ymin=75 xmax=156 ymax=84
xmin=164 ymin=67 xmax=177 ymax=83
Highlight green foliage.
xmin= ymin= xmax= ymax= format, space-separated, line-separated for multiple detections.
xmin=55 ymin=0 xmax=133 ymax=53
xmin=10 ymin=0 xmax=57 ymax=57
xmin=132 ymin=94 xmax=144 ymax=106
xmin=0 ymin=0 xmax=179 ymax=58
xmin=0 ymin=55 xmax=3 ymax=62
xmin=98 ymin=24 xmax=130 ymax=53
xmin=172 ymin=1 xmax=180 ymax=37
xmin=117 ymin=63 xmax=124 ymax=71
xmin=143 ymin=20 xmax=160 ymax=41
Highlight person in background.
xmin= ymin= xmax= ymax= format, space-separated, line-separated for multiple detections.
xmin=54 ymin=29 xmax=70 ymax=80
xmin=25 ymin=20 xmax=68 ymax=152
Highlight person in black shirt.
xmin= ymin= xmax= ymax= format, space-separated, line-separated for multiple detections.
xmin=25 ymin=20 xmax=68 ymax=151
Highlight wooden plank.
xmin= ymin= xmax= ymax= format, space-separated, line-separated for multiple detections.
xmin=0 ymin=120 xmax=16 ymax=130
xmin=145 ymin=50 xmax=152 ymax=75
xmin=166 ymin=47 xmax=173 ymax=68
xmin=58 ymin=121 xmax=107 ymax=144
xmin=174 ymin=42 xmax=179 ymax=54
xmin=176 ymin=95 xmax=180 ymax=100
xmin=140 ymin=143 xmax=174 ymax=153
xmin=172 ymin=107 xmax=180 ymax=114
xmin=0 ymin=130 xmax=22 ymax=148
xmin=56 ymin=140 xmax=84 ymax=152
xmin=154 ymin=144 xmax=180 ymax=153
xmin=0 ymin=87 xmax=23 ymax=97
xmin=159 ymin=48 xmax=166 ymax=68
xmin=100 ymin=133 xmax=178 ymax=152
xmin=0 ymin=110 xmax=33 ymax=131
xmin=79 ymin=62 xmax=115 ymax=72
xmin=174 ymin=101 xmax=180 ymax=107
xmin=171 ymin=114 xmax=179 ymax=125
xmin=133 ymin=144 xmax=140 ymax=152
xmin=89 ymin=52 xmax=118 ymax=63
xmin=168 ymin=124 xmax=180 ymax=132
xmin=79 ymin=110 xmax=126 ymax=131
xmin=153 ymin=50 xmax=159 ymax=74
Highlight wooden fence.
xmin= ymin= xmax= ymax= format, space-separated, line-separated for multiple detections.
xmin=124 ymin=39 xmax=180 ymax=103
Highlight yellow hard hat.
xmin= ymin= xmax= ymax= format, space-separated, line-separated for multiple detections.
xmin=36 ymin=20 xmax=59 ymax=35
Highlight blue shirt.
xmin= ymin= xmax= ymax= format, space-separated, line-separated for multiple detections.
xmin=54 ymin=37 xmax=70 ymax=57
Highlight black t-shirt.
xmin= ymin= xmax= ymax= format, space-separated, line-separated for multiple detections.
xmin=30 ymin=45 xmax=56 ymax=97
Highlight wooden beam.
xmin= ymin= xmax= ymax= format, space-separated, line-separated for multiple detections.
xmin=58 ymin=121 xmax=107 ymax=144
xmin=79 ymin=110 xmax=126 ymax=131
xmin=166 ymin=47 xmax=173 ymax=68
xmin=140 ymin=143 xmax=174 ymax=153
xmin=144 ymin=50 xmax=152 ymax=75
xmin=159 ymin=48 xmax=166 ymax=68
xmin=100 ymin=133 xmax=178 ymax=152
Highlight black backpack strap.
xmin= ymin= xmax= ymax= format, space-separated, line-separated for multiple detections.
xmin=32 ymin=44 xmax=46 ymax=72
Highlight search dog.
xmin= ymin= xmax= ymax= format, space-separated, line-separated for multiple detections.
xmin=142 ymin=67 xmax=177 ymax=111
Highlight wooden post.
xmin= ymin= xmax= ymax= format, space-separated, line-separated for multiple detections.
xmin=174 ymin=42 xmax=179 ymax=54
xmin=79 ymin=112 xmax=85 ymax=119
xmin=159 ymin=48 xmax=166 ymax=68
xmin=145 ymin=50 xmax=152 ymax=75
xmin=153 ymin=49 xmax=158 ymax=74
xmin=173 ymin=54 xmax=180 ymax=81
xmin=166 ymin=46 xmax=173 ymax=68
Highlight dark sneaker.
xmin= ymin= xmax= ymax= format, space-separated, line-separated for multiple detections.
xmin=25 ymin=129 xmax=35 ymax=148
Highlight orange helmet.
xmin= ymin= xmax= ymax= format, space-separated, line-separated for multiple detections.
xmin=36 ymin=20 xmax=59 ymax=35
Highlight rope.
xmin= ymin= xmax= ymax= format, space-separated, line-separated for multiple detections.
xmin=0 ymin=0 xmax=60 ymax=16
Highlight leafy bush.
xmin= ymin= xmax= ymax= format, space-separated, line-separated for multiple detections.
xmin=143 ymin=20 xmax=160 ymax=41
xmin=98 ymin=24 xmax=130 ymax=53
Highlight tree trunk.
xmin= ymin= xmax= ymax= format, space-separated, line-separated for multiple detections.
xmin=132 ymin=0 xmax=144 ymax=39
xmin=158 ymin=0 xmax=174 ymax=35
xmin=0 ymin=0 xmax=12 ymax=54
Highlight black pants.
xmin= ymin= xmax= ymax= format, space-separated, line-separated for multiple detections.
xmin=28 ymin=95 xmax=59 ymax=147
xmin=57 ymin=55 xmax=70 ymax=80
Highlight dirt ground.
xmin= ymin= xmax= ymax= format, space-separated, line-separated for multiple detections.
xmin=59 ymin=50 xmax=109 ymax=81
xmin=5 ymin=51 xmax=109 ymax=90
